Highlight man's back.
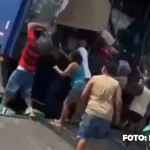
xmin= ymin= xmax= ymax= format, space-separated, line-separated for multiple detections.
xmin=86 ymin=75 xmax=119 ymax=121
xmin=130 ymin=86 xmax=150 ymax=117
xmin=77 ymin=47 xmax=91 ymax=79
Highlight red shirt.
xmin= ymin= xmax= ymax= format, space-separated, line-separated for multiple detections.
xmin=19 ymin=28 xmax=42 ymax=72
xmin=98 ymin=46 xmax=118 ymax=60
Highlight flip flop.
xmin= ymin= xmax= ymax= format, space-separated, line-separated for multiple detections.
xmin=49 ymin=119 xmax=63 ymax=130
xmin=29 ymin=112 xmax=35 ymax=117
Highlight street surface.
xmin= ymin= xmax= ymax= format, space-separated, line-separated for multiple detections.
xmin=64 ymin=124 xmax=145 ymax=150
xmin=0 ymin=116 xmax=74 ymax=150
xmin=0 ymin=115 xmax=146 ymax=150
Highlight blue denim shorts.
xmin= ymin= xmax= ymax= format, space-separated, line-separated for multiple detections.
xmin=77 ymin=113 xmax=111 ymax=139
xmin=5 ymin=69 xmax=34 ymax=98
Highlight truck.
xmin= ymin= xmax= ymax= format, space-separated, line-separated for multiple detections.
xmin=0 ymin=0 xmax=145 ymax=150
xmin=0 ymin=1 xmax=76 ymax=150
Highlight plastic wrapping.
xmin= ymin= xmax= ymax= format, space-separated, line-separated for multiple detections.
xmin=28 ymin=0 xmax=69 ymax=24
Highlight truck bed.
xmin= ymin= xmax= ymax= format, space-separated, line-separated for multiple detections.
xmin=0 ymin=116 xmax=74 ymax=150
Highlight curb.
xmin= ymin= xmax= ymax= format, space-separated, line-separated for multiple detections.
xmin=39 ymin=119 xmax=77 ymax=147
xmin=0 ymin=113 xmax=77 ymax=147
xmin=0 ymin=113 xmax=28 ymax=119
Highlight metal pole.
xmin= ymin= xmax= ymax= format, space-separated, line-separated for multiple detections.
xmin=140 ymin=4 xmax=150 ymax=66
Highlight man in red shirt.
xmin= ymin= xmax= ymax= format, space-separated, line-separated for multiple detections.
xmin=2 ymin=22 xmax=54 ymax=117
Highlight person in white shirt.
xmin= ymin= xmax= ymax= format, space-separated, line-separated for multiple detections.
xmin=59 ymin=39 xmax=91 ymax=81
xmin=129 ymin=84 xmax=150 ymax=118
xmin=77 ymin=40 xmax=91 ymax=81
xmin=125 ymin=83 xmax=150 ymax=135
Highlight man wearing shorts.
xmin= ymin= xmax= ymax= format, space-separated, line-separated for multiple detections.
xmin=76 ymin=63 xmax=122 ymax=150
xmin=2 ymin=22 xmax=53 ymax=116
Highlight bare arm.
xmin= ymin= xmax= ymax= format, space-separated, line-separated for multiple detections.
xmin=59 ymin=48 xmax=71 ymax=61
xmin=55 ymin=0 xmax=69 ymax=16
xmin=28 ymin=22 xmax=46 ymax=30
xmin=79 ymin=78 xmax=94 ymax=114
xmin=53 ymin=62 xmax=77 ymax=77
xmin=114 ymin=85 xmax=122 ymax=125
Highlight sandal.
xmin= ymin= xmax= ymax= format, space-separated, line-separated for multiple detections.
xmin=49 ymin=119 xmax=63 ymax=130
xmin=29 ymin=112 xmax=35 ymax=118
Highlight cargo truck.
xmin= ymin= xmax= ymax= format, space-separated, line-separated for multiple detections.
xmin=0 ymin=1 xmax=143 ymax=150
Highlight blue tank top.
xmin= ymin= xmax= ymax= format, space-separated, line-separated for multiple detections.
xmin=70 ymin=65 xmax=85 ymax=88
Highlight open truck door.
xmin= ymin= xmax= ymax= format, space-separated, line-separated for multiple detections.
xmin=0 ymin=1 xmax=74 ymax=149
xmin=0 ymin=0 xmax=32 ymax=57
xmin=0 ymin=0 xmax=33 ymax=91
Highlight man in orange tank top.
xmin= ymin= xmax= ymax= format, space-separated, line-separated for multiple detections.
xmin=76 ymin=63 xmax=122 ymax=150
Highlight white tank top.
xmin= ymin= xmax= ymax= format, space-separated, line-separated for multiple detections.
xmin=77 ymin=47 xmax=91 ymax=79
xmin=130 ymin=86 xmax=150 ymax=117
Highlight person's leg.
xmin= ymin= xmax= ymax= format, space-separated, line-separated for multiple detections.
xmin=67 ymin=87 xmax=83 ymax=123
xmin=53 ymin=87 xmax=77 ymax=127
xmin=52 ymin=98 xmax=70 ymax=128
xmin=76 ymin=113 xmax=111 ymax=150
xmin=22 ymin=72 xmax=35 ymax=116
xmin=76 ymin=139 xmax=86 ymax=150
xmin=72 ymin=83 xmax=86 ymax=122
xmin=24 ymin=97 xmax=34 ymax=116
xmin=76 ymin=114 xmax=92 ymax=150
xmin=2 ymin=69 xmax=21 ymax=107
xmin=59 ymin=99 xmax=70 ymax=125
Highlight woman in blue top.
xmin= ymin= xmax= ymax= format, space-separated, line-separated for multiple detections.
xmin=53 ymin=51 xmax=85 ymax=127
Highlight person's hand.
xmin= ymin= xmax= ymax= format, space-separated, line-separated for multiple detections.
xmin=58 ymin=43 xmax=63 ymax=52
xmin=53 ymin=65 xmax=58 ymax=70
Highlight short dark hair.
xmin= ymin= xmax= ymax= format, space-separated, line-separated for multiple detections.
xmin=71 ymin=51 xmax=83 ymax=65
xmin=104 ymin=62 xmax=118 ymax=77
xmin=127 ymin=83 xmax=144 ymax=96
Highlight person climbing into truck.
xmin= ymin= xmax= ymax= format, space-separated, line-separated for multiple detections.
xmin=2 ymin=22 xmax=57 ymax=117
xmin=52 ymin=50 xmax=85 ymax=128
xmin=76 ymin=62 xmax=122 ymax=150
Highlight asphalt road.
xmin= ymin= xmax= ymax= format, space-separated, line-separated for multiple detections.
xmin=0 ymin=116 xmax=146 ymax=150
xmin=0 ymin=116 xmax=75 ymax=150
xmin=64 ymin=124 xmax=146 ymax=150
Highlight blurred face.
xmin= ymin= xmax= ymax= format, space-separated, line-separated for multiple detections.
xmin=127 ymin=84 xmax=143 ymax=97
xmin=69 ymin=53 xmax=73 ymax=61
xmin=67 ymin=37 xmax=77 ymax=51
xmin=49 ymin=49 xmax=60 ymax=59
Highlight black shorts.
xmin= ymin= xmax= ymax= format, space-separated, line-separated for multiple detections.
xmin=128 ymin=110 xmax=142 ymax=124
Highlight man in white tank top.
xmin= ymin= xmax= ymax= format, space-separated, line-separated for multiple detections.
xmin=59 ymin=39 xmax=91 ymax=81
xmin=125 ymin=84 xmax=150 ymax=148
xmin=77 ymin=40 xmax=91 ymax=81
xmin=130 ymin=84 xmax=150 ymax=118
